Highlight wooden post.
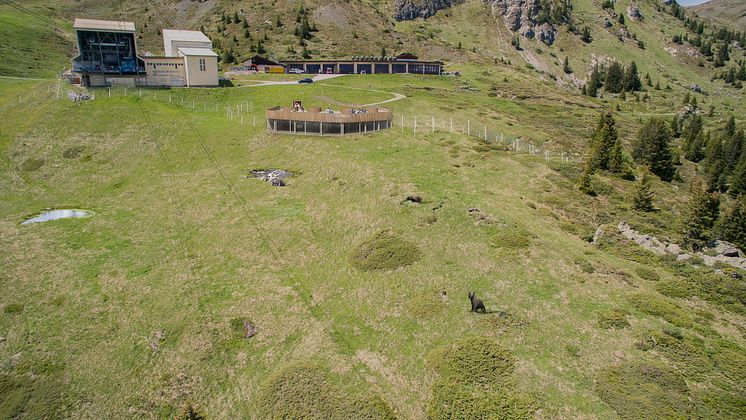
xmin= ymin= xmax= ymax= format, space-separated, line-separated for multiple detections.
xmin=432 ymin=115 xmax=435 ymax=133
xmin=401 ymin=115 xmax=404 ymax=133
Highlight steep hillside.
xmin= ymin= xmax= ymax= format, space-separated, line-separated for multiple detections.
xmin=1 ymin=0 xmax=745 ymax=418
xmin=691 ymin=0 xmax=746 ymax=31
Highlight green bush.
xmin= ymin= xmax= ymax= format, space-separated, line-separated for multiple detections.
xmin=595 ymin=363 xmax=693 ymax=419
xmin=20 ymin=158 xmax=44 ymax=172
xmin=597 ymin=308 xmax=630 ymax=329
xmin=634 ymin=266 xmax=660 ymax=281
xmin=425 ymin=337 xmax=535 ymax=419
xmin=426 ymin=337 xmax=515 ymax=387
xmin=349 ymin=231 xmax=421 ymax=271
xmin=3 ymin=303 xmax=24 ymax=314
xmin=493 ymin=227 xmax=533 ymax=249
xmin=574 ymin=258 xmax=595 ymax=273
xmin=627 ymin=293 xmax=693 ymax=328
xmin=0 ymin=375 xmax=66 ymax=419
xmin=63 ymin=146 xmax=85 ymax=159
xmin=255 ymin=362 xmax=395 ymax=419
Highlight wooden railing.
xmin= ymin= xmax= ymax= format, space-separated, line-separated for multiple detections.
xmin=265 ymin=106 xmax=392 ymax=123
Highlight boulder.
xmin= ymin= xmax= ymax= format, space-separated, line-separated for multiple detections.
xmin=626 ymin=5 xmax=643 ymax=21
xmin=666 ymin=243 xmax=683 ymax=256
xmin=709 ymin=240 xmax=743 ymax=258
xmin=394 ymin=0 xmax=464 ymax=21
xmin=536 ymin=23 xmax=556 ymax=45
xmin=592 ymin=226 xmax=605 ymax=245
xmin=677 ymin=253 xmax=692 ymax=262
xmin=618 ymin=221 xmax=632 ymax=232
xmin=701 ymin=255 xmax=717 ymax=267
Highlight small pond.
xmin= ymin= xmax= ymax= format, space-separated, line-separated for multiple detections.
xmin=21 ymin=209 xmax=92 ymax=225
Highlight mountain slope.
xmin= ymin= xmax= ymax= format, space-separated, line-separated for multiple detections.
xmin=691 ymin=0 xmax=746 ymax=31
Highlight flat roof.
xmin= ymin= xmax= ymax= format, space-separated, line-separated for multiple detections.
xmin=74 ymin=18 xmax=136 ymax=32
xmin=163 ymin=29 xmax=211 ymax=43
xmin=178 ymin=47 xmax=218 ymax=57
xmin=281 ymin=59 xmax=443 ymax=64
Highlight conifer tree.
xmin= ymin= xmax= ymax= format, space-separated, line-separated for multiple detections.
xmin=633 ymin=118 xmax=676 ymax=181
xmin=717 ymin=196 xmax=746 ymax=251
xmin=682 ymin=115 xmax=706 ymax=162
xmin=682 ymin=183 xmax=720 ymax=251
xmin=578 ymin=165 xmax=596 ymax=196
xmin=730 ymin=156 xmax=746 ymax=196
xmin=633 ymin=173 xmax=655 ymax=212
xmin=581 ymin=26 xmax=592 ymax=43
xmin=587 ymin=65 xmax=601 ymax=97
xmin=588 ymin=112 xmax=627 ymax=174
xmin=605 ymin=62 xmax=625 ymax=93
xmin=704 ymin=135 xmax=727 ymax=192
xmin=724 ymin=129 xmax=744 ymax=172
xmin=563 ymin=56 xmax=572 ymax=74
xmin=623 ymin=61 xmax=642 ymax=92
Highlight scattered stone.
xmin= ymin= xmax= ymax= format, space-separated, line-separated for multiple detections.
xmin=613 ymin=350 xmax=626 ymax=360
xmin=592 ymin=226 xmax=605 ymax=245
xmin=536 ymin=23 xmax=555 ymax=45
xmin=485 ymin=0 xmax=558 ymax=45
xmin=149 ymin=330 xmax=166 ymax=352
xmin=243 ymin=320 xmax=257 ymax=338
xmin=617 ymin=221 xmax=746 ymax=271
xmin=690 ymin=84 xmax=703 ymax=93
xmin=714 ymin=269 xmax=725 ymax=276
xmin=603 ymin=19 xmax=613 ymax=28
xmin=251 ymin=169 xmax=293 ymax=186
xmin=626 ymin=5 xmax=643 ymax=21
xmin=468 ymin=208 xmax=495 ymax=225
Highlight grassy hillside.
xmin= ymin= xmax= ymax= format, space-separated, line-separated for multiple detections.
xmin=1 ymin=0 xmax=745 ymax=418
xmin=691 ymin=0 xmax=746 ymax=31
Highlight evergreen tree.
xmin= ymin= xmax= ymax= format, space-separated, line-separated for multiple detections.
xmin=588 ymin=112 xmax=627 ymax=174
xmin=681 ymin=183 xmax=720 ymax=251
xmin=633 ymin=118 xmax=676 ymax=181
xmin=578 ymin=164 xmax=596 ymax=196
xmin=587 ymin=65 xmax=601 ymax=97
xmin=724 ymin=129 xmax=744 ymax=172
xmin=618 ymin=13 xmax=625 ymax=25
xmin=633 ymin=173 xmax=655 ymax=211
xmin=233 ymin=12 xmax=239 ymax=24
xmin=563 ymin=57 xmax=572 ymax=74
xmin=717 ymin=196 xmax=746 ymax=251
xmin=605 ymin=62 xmax=625 ymax=93
xmin=623 ymin=61 xmax=642 ymax=92
xmin=243 ymin=18 xmax=249 ymax=28
xmin=275 ymin=14 xmax=283 ymax=27
xmin=581 ymin=26 xmax=592 ymax=43
xmin=682 ymin=115 xmax=706 ymax=162
xmin=381 ymin=46 xmax=386 ymax=58
xmin=704 ymin=135 xmax=727 ymax=192
xmin=730 ymin=156 xmax=746 ymax=196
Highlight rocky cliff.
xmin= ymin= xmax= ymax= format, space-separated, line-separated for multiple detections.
xmin=483 ymin=0 xmax=565 ymax=46
xmin=393 ymin=0 xmax=464 ymax=21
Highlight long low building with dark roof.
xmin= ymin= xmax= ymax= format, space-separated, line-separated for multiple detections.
xmin=281 ymin=53 xmax=443 ymax=75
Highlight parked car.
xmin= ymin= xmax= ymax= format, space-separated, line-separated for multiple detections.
xmin=288 ymin=68 xmax=304 ymax=74
xmin=298 ymin=78 xmax=314 ymax=84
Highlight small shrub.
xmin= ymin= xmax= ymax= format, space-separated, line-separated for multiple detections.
xmin=255 ymin=362 xmax=395 ymax=419
xmin=62 ymin=146 xmax=85 ymax=159
xmin=574 ymin=258 xmax=595 ymax=273
xmin=627 ymin=293 xmax=693 ymax=328
xmin=594 ymin=362 xmax=693 ymax=419
xmin=565 ymin=344 xmax=581 ymax=357
xmin=493 ymin=227 xmax=533 ymax=249
xmin=3 ymin=303 xmax=24 ymax=314
xmin=349 ymin=231 xmax=421 ymax=271
xmin=597 ymin=308 xmax=630 ymax=329
xmin=418 ymin=214 xmax=437 ymax=226
xmin=20 ymin=158 xmax=44 ymax=172
xmin=635 ymin=266 xmax=660 ymax=281
xmin=426 ymin=337 xmax=515 ymax=387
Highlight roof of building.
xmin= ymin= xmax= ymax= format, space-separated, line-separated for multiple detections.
xmin=73 ymin=18 xmax=136 ymax=32
xmin=177 ymin=47 xmax=218 ymax=57
xmin=243 ymin=55 xmax=283 ymax=66
xmin=163 ymin=29 xmax=211 ymax=43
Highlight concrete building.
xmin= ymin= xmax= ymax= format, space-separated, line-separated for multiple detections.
xmin=72 ymin=19 xmax=218 ymax=87
xmin=162 ymin=29 xmax=212 ymax=57
xmin=71 ymin=18 xmax=146 ymax=87
xmin=281 ymin=53 xmax=443 ymax=75
xmin=242 ymin=55 xmax=285 ymax=73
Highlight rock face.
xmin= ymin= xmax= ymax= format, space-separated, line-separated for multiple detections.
xmin=615 ymin=221 xmax=746 ymax=271
xmin=626 ymin=5 xmax=643 ymax=21
xmin=393 ymin=0 xmax=464 ymax=21
xmin=484 ymin=0 xmax=558 ymax=45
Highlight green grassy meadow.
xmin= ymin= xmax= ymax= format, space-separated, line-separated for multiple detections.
xmin=1 ymin=71 xmax=744 ymax=418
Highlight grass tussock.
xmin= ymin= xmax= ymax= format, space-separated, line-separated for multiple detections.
xmin=0 ymin=375 xmax=66 ymax=419
xmin=349 ymin=230 xmax=421 ymax=271
xmin=493 ymin=226 xmax=533 ymax=250
xmin=627 ymin=293 xmax=693 ymax=328
xmin=20 ymin=158 xmax=44 ymax=172
xmin=255 ymin=362 xmax=395 ymax=420
xmin=594 ymin=362 xmax=693 ymax=419
xmin=597 ymin=308 xmax=630 ymax=329
xmin=62 ymin=146 xmax=85 ymax=159
xmin=425 ymin=337 xmax=534 ymax=419
xmin=635 ymin=266 xmax=660 ymax=281
xmin=3 ymin=303 xmax=24 ymax=314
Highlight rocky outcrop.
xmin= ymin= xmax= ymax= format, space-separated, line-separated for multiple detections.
xmin=393 ymin=0 xmax=464 ymax=21
xmin=626 ymin=5 xmax=643 ymax=21
xmin=484 ymin=0 xmax=559 ymax=45
xmin=615 ymin=221 xmax=746 ymax=271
